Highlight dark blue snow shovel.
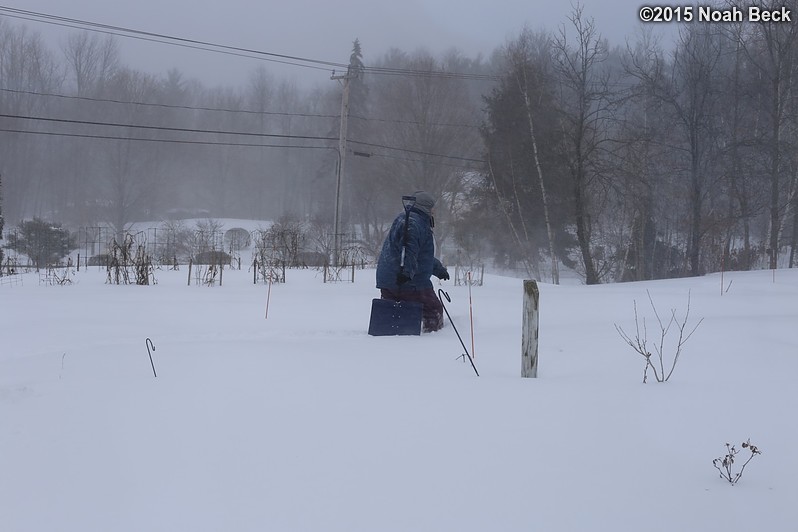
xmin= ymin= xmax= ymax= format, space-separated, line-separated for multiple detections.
xmin=367 ymin=298 xmax=423 ymax=336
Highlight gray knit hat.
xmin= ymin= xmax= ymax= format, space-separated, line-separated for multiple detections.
xmin=412 ymin=190 xmax=435 ymax=216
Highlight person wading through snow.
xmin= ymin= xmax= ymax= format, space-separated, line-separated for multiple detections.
xmin=376 ymin=191 xmax=450 ymax=332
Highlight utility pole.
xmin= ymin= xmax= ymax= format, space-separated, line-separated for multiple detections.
xmin=331 ymin=67 xmax=356 ymax=267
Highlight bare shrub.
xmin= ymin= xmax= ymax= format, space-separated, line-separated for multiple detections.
xmin=251 ymin=228 xmax=285 ymax=284
xmin=158 ymin=219 xmax=192 ymax=265
xmin=106 ymin=234 xmax=156 ymax=285
xmin=713 ymin=440 xmax=762 ymax=485
xmin=615 ymin=290 xmax=704 ymax=383
xmin=190 ymin=219 xmax=224 ymax=257
xmin=194 ymin=262 xmax=219 ymax=286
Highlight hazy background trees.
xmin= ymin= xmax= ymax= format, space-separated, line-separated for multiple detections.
xmin=0 ymin=173 xmax=4 ymax=268
xmin=1 ymin=3 xmax=797 ymax=280
xmin=361 ymin=47 xmax=484 ymax=257
xmin=472 ymin=4 xmax=797 ymax=281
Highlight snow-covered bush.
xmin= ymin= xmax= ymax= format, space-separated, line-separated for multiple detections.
xmin=5 ymin=218 xmax=76 ymax=270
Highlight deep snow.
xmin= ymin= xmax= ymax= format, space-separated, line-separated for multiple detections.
xmin=1 ymin=263 xmax=796 ymax=531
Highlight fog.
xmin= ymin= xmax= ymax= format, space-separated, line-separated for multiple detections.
xmin=2 ymin=1 xmax=795 ymax=281
xmin=9 ymin=0 xmax=674 ymax=88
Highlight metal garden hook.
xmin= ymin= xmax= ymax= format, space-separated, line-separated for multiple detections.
xmin=145 ymin=337 xmax=157 ymax=378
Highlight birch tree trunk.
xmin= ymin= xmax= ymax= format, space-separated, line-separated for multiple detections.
xmin=505 ymin=31 xmax=560 ymax=284
xmin=520 ymin=80 xmax=560 ymax=284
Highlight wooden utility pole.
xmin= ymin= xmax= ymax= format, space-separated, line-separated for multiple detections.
xmin=522 ymin=280 xmax=539 ymax=378
xmin=331 ymin=69 xmax=355 ymax=267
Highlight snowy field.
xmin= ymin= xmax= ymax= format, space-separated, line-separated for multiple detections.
xmin=1 ymin=265 xmax=796 ymax=531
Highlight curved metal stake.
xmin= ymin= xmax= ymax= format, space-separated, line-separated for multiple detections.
xmin=146 ymin=337 xmax=157 ymax=378
xmin=438 ymin=289 xmax=479 ymax=377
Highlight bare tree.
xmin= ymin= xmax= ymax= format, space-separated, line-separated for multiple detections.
xmin=551 ymin=5 xmax=613 ymax=284
xmin=247 ymin=66 xmax=275 ymax=220
xmin=0 ymin=21 xmax=64 ymax=224
xmin=626 ymin=23 xmax=724 ymax=276
xmin=62 ymin=32 xmax=118 ymax=96
xmin=716 ymin=20 xmax=761 ymax=271
xmin=736 ymin=0 xmax=798 ymax=269
xmin=99 ymin=68 xmax=160 ymax=238
xmin=617 ymin=31 xmax=664 ymax=281
xmin=60 ymin=32 xmax=120 ymax=226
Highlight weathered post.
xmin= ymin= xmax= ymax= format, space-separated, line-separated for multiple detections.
xmin=522 ymin=280 xmax=539 ymax=378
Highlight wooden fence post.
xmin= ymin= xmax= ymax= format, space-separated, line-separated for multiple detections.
xmin=522 ymin=279 xmax=539 ymax=378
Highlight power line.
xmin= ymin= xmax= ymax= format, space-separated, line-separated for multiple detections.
xmin=362 ymin=65 xmax=498 ymax=81
xmin=349 ymin=139 xmax=485 ymax=164
xmin=0 ymin=127 xmax=336 ymax=150
xmin=0 ymin=5 xmax=499 ymax=82
xmin=0 ymin=112 xmax=338 ymax=143
xmin=349 ymin=113 xmax=479 ymax=130
xmin=1 ymin=87 xmax=482 ymax=130
xmin=0 ymin=88 xmax=340 ymax=120
xmin=365 ymin=150 xmax=482 ymax=171
xmin=1 ymin=112 xmax=485 ymax=164
xmin=0 ymin=6 xmax=344 ymax=72
xmin=0 ymin=127 xmax=483 ymax=171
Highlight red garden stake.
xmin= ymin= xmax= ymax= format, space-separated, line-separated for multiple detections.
xmin=265 ymin=271 xmax=273 ymax=319
xmin=438 ymin=289 xmax=479 ymax=377
xmin=467 ymin=271 xmax=476 ymax=359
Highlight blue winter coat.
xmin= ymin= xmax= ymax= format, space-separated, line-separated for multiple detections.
xmin=376 ymin=207 xmax=447 ymax=291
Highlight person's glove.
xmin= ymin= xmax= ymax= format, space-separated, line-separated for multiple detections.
xmin=439 ymin=269 xmax=450 ymax=281
xmin=396 ymin=271 xmax=411 ymax=285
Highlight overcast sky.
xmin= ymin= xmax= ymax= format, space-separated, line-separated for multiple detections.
xmin=7 ymin=0 xmax=676 ymax=88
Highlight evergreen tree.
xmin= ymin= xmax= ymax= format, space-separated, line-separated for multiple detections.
xmin=5 ymin=218 xmax=76 ymax=270
xmin=349 ymin=38 xmax=365 ymax=77
xmin=479 ymin=33 xmax=575 ymax=277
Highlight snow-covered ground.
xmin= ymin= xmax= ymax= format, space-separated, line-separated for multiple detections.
xmin=1 ymin=265 xmax=796 ymax=531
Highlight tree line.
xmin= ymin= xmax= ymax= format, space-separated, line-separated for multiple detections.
xmin=475 ymin=0 xmax=798 ymax=282
xmin=2 ymin=1 xmax=797 ymax=282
